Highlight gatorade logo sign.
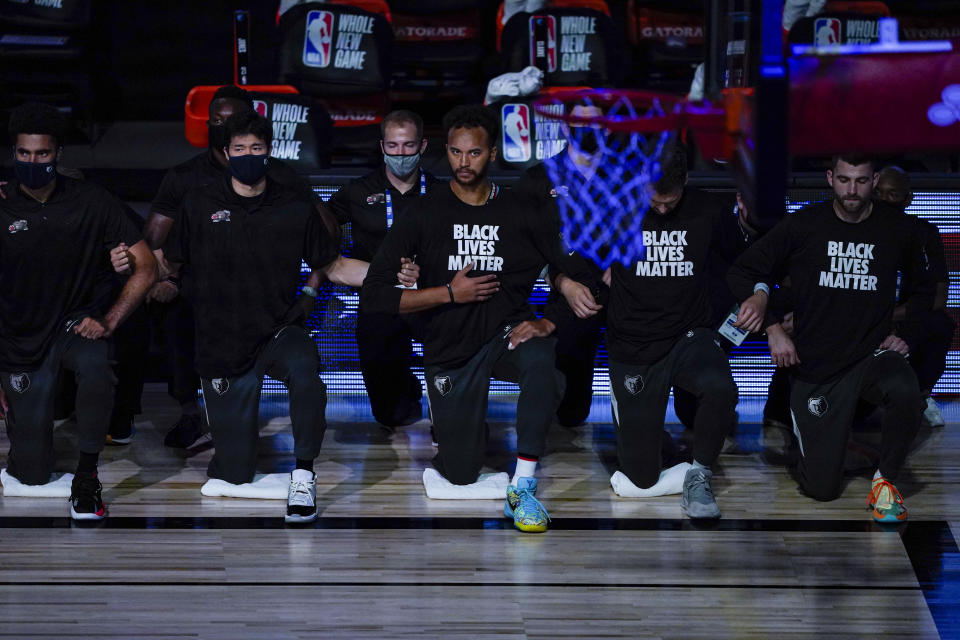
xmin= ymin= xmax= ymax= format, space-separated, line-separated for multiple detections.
xmin=529 ymin=15 xmax=557 ymax=73
xmin=303 ymin=10 xmax=334 ymax=67
xmin=253 ymin=100 xmax=268 ymax=117
xmin=813 ymin=18 xmax=841 ymax=46
xmin=501 ymin=104 xmax=532 ymax=163
xmin=303 ymin=9 xmax=375 ymax=70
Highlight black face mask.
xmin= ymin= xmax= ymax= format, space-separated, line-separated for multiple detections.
xmin=572 ymin=128 xmax=600 ymax=154
xmin=14 ymin=160 xmax=57 ymax=190
xmin=208 ymin=124 xmax=228 ymax=152
xmin=228 ymin=153 xmax=270 ymax=185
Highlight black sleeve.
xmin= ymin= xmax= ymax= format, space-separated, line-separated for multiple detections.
xmin=901 ymin=223 xmax=937 ymax=316
xmin=358 ymin=211 xmax=420 ymax=315
xmin=921 ymin=221 xmax=949 ymax=283
xmin=150 ymin=169 xmax=185 ymax=220
xmin=162 ymin=199 xmax=191 ymax=266
xmin=304 ymin=206 xmax=340 ymax=270
xmin=327 ymin=184 xmax=352 ymax=226
xmin=727 ymin=214 xmax=795 ymax=302
xmin=100 ymin=190 xmax=143 ymax=250
xmin=523 ymin=203 xmax=597 ymax=292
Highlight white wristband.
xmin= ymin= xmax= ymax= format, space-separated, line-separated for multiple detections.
xmin=302 ymin=286 xmax=318 ymax=298
xmin=753 ymin=283 xmax=770 ymax=296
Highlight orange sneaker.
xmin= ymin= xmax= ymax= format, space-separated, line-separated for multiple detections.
xmin=867 ymin=477 xmax=907 ymax=523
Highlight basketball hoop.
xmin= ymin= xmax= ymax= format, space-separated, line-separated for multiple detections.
xmin=529 ymin=88 xmax=735 ymax=268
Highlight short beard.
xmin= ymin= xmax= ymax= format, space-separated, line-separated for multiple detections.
xmin=838 ymin=196 xmax=867 ymax=214
xmin=453 ymin=168 xmax=486 ymax=188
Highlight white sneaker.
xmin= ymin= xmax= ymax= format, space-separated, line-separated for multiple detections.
xmin=922 ymin=396 xmax=946 ymax=428
xmin=285 ymin=469 xmax=317 ymax=523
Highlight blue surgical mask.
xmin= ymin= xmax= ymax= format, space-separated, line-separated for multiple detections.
xmin=15 ymin=160 xmax=57 ymax=190
xmin=383 ymin=152 xmax=421 ymax=179
xmin=228 ymin=153 xmax=270 ymax=185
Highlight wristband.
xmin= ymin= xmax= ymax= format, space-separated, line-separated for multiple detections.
xmin=302 ymin=286 xmax=318 ymax=298
xmin=446 ymin=283 xmax=455 ymax=303
xmin=753 ymin=283 xmax=770 ymax=296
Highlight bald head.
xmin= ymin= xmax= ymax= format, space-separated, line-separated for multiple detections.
xmin=876 ymin=166 xmax=912 ymax=210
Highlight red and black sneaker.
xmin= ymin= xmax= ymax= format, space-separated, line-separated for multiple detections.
xmin=69 ymin=471 xmax=107 ymax=521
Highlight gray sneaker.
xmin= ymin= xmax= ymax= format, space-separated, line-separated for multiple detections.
xmin=681 ymin=466 xmax=721 ymax=519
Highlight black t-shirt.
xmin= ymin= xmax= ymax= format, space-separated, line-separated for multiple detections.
xmin=164 ymin=175 xmax=339 ymax=378
xmin=0 ymin=177 xmax=142 ymax=370
xmin=728 ymin=200 xmax=934 ymax=383
xmin=360 ymin=183 xmax=595 ymax=369
xmin=327 ymin=166 xmax=438 ymax=263
xmin=606 ymin=188 xmax=745 ymax=365
xmin=151 ymin=150 xmax=316 ymax=222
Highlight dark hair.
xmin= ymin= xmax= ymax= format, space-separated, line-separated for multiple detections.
xmin=381 ymin=109 xmax=424 ymax=140
xmin=8 ymin=102 xmax=67 ymax=147
xmin=442 ymin=104 xmax=498 ymax=148
xmin=223 ymin=111 xmax=272 ymax=147
xmin=210 ymin=85 xmax=254 ymax=113
xmin=831 ymin=154 xmax=876 ymax=172
xmin=653 ymin=138 xmax=688 ymax=194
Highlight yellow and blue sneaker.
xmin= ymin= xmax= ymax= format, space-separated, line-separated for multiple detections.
xmin=504 ymin=477 xmax=550 ymax=533
xmin=867 ymin=477 xmax=907 ymax=523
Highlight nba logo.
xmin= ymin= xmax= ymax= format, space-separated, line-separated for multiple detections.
xmin=813 ymin=18 xmax=841 ymax=46
xmin=303 ymin=10 xmax=334 ymax=68
xmin=253 ymin=100 xmax=268 ymax=118
xmin=501 ymin=104 xmax=532 ymax=163
xmin=529 ymin=15 xmax=557 ymax=73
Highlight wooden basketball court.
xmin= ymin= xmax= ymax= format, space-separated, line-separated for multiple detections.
xmin=1 ymin=386 xmax=957 ymax=639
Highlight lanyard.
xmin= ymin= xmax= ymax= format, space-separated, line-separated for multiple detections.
xmin=385 ymin=171 xmax=427 ymax=229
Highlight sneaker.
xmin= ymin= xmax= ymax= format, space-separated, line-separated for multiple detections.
xmin=680 ymin=466 xmax=721 ymax=519
xmin=504 ymin=477 xmax=550 ymax=533
xmin=868 ymin=477 xmax=908 ymax=523
xmin=105 ymin=418 xmax=135 ymax=446
xmin=922 ymin=396 xmax=946 ymax=428
xmin=285 ymin=470 xmax=318 ymax=524
xmin=69 ymin=471 xmax=107 ymax=521
xmin=164 ymin=413 xmax=205 ymax=448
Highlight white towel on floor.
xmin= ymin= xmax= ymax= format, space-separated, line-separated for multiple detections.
xmin=423 ymin=468 xmax=509 ymax=499
xmin=1 ymin=468 xmax=74 ymax=497
xmin=200 ymin=473 xmax=291 ymax=499
xmin=610 ymin=463 xmax=692 ymax=497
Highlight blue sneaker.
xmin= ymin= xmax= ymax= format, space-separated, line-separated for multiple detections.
xmin=504 ymin=477 xmax=550 ymax=533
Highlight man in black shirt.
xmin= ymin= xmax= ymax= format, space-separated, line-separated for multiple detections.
xmin=876 ymin=166 xmax=954 ymax=428
xmin=604 ymin=141 xmax=744 ymax=519
xmin=728 ymin=156 xmax=933 ymax=523
xmin=126 ymin=85 xmax=356 ymax=450
xmin=362 ymin=105 xmax=594 ymax=533
xmin=328 ymin=110 xmax=437 ymax=429
xmin=0 ymin=103 xmax=156 ymax=520
xmin=514 ymin=106 xmax=606 ymax=429
xmin=164 ymin=111 xmax=356 ymax=524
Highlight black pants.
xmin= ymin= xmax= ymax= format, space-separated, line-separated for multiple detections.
xmin=356 ymin=310 xmax=422 ymax=427
xmin=900 ymin=309 xmax=956 ymax=394
xmin=1 ymin=327 xmax=116 ymax=485
xmin=425 ymin=327 xmax=563 ymax=486
xmin=111 ymin=304 xmax=149 ymax=422
xmin=200 ymin=326 xmax=327 ymax=484
xmin=552 ymin=298 xmax=606 ymax=427
xmin=158 ymin=295 xmax=200 ymax=406
xmin=789 ymin=350 xmax=922 ymax=501
xmin=764 ymin=368 xmax=793 ymax=425
xmin=610 ymin=329 xmax=738 ymax=489
xmin=673 ymin=334 xmax=735 ymax=431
